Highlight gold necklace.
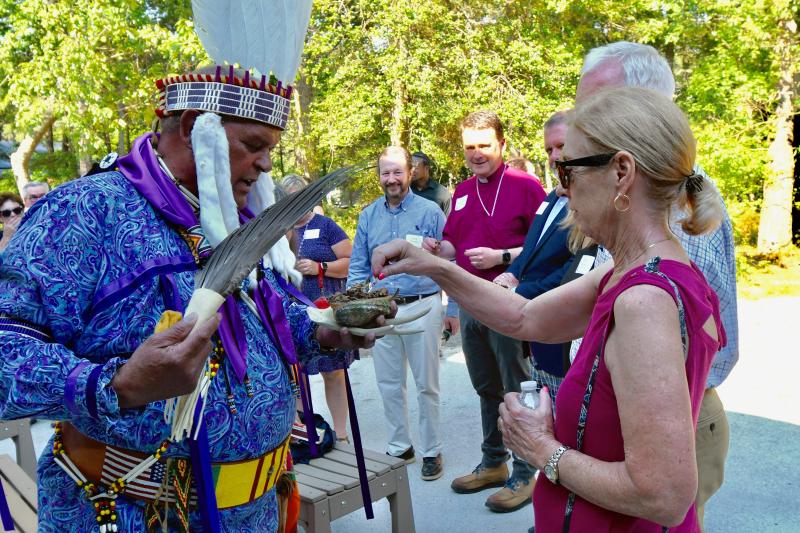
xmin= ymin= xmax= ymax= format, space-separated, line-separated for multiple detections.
xmin=617 ymin=237 xmax=673 ymax=272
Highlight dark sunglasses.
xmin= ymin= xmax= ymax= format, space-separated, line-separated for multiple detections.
xmin=554 ymin=152 xmax=618 ymax=189
xmin=0 ymin=206 xmax=22 ymax=218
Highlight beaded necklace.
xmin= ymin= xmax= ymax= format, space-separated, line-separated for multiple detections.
xmin=51 ymin=318 xmax=222 ymax=532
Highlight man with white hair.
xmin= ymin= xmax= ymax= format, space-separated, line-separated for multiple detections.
xmin=576 ymin=40 xmax=738 ymax=531
xmin=22 ymin=180 xmax=49 ymax=209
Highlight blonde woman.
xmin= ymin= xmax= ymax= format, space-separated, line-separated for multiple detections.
xmin=371 ymin=87 xmax=725 ymax=531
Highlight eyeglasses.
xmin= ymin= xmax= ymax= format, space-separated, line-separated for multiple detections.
xmin=1 ymin=206 xmax=23 ymax=218
xmin=554 ymin=152 xmax=617 ymax=189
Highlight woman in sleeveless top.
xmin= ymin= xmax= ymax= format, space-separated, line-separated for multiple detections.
xmin=371 ymin=87 xmax=726 ymax=531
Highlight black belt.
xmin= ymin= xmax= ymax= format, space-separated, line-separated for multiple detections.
xmin=395 ymin=292 xmax=438 ymax=305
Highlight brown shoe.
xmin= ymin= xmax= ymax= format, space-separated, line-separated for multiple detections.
xmin=484 ymin=476 xmax=535 ymax=513
xmin=450 ymin=463 xmax=509 ymax=494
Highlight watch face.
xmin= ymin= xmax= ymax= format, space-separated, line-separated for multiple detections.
xmin=544 ymin=464 xmax=557 ymax=482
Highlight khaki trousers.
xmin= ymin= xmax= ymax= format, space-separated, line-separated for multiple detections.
xmin=695 ymin=387 xmax=730 ymax=531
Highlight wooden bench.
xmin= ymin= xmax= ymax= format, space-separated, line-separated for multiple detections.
xmin=0 ymin=419 xmax=38 ymax=533
xmin=296 ymin=442 xmax=415 ymax=533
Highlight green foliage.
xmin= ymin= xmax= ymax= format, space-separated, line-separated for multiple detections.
xmin=322 ymin=202 xmax=361 ymax=240
xmin=0 ymin=0 xmax=207 ymax=175
xmin=27 ymin=151 xmax=80 ymax=185
xmin=0 ymin=171 xmax=15 ymax=194
xmin=736 ymin=244 xmax=800 ymax=299
xmin=0 ymin=0 xmax=796 ymax=244
xmin=727 ymin=199 xmax=762 ymax=246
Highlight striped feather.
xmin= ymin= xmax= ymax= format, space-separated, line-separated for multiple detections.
xmin=195 ymin=166 xmax=363 ymax=297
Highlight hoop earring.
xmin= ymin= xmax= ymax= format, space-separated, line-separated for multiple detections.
xmin=613 ymin=193 xmax=631 ymax=213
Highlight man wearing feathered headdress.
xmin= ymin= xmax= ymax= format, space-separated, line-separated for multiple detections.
xmin=0 ymin=2 xmax=375 ymax=531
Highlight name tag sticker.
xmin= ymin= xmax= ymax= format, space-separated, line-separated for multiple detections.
xmin=454 ymin=195 xmax=467 ymax=211
xmin=535 ymin=201 xmax=549 ymax=215
xmin=405 ymin=234 xmax=424 ymax=247
xmin=575 ymin=255 xmax=595 ymax=275
xmin=303 ymin=228 xmax=320 ymax=239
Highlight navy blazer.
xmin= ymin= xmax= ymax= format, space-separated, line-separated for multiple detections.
xmin=507 ymin=189 xmax=574 ymax=376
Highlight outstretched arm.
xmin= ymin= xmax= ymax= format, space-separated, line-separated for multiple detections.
xmin=372 ymin=238 xmax=606 ymax=343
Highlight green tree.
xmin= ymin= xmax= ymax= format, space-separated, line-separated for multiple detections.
xmin=0 ymin=0 xmax=206 ymax=195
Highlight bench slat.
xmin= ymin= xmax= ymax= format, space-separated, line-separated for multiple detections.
xmin=294 ymin=464 xmax=359 ymax=489
xmin=333 ymin=442 xmax=408 ymax=469
xmin=294 ymin=472 xmax=344 ymax=495
xmin=0 ymin=455 xmax=36 ymax=508
xmin=323 ymin=450 xmax=390 ymax=476
xmin=296 ymin=480 xmax=329 ymax=503
xmin=0 ymin=477 xmax=37 ymax=533
xmin=327 ymin=469 xmax=400 ymax=521
xmin=307 ymin=457 xmax=376 ymax=481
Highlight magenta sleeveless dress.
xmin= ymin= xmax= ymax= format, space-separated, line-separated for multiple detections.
xmin=533 ymin=258 xmax=726 ymax=532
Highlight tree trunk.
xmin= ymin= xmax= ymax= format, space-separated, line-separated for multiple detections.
xmin=46 ymin=123 xmax=54 ymax=152
xmin=117 ymin=102 xmax=127 ymax=155
xmin=390 ymin=78 xmax=409 ymax=147
xmin=78 ymin=155 xmax=92 ymax=176
xmin=292 ymin=71 xmax=316 ymax=178
xmin=9 ymin=114 xmax=56 ymax=196
xmin=757 ymin=19 xmax=796 ymax=253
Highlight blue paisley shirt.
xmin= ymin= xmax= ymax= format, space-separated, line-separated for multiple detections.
xmin=0 ymin=171 xmax=320 ymax=531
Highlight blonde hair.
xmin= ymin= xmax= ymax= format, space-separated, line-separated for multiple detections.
xmin=559 ymin=211 xmax=593 ymax=253
xmin=280 ymin=173 xmax=309 ymax=194
xmin=569 ymin=87 xmax=722 ymax=235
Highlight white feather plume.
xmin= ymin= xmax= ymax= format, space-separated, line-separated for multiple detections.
xmin=192 ymin=0 xmax=314 ymax=83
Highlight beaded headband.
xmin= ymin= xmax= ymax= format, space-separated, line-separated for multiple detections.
xmin=155 ymin=65 xmax=293 ymax=130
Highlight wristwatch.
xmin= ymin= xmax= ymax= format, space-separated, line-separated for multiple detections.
xmin=543 ymin=444 xmax=570 ymax=485
xmin=321 ymin=261 xmax=328 ymax=273
xmin=501 ymin=249 xmax=511 ymax=265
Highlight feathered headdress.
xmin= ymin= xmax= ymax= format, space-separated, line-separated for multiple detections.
xmin=157 ymin=0 xmax=314 ymax=131
xmin=154 ymin=0 xmax=315 ymax=285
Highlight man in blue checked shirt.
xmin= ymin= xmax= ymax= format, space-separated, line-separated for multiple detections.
xmin=348 ymin=145 xmax=450 ymax=481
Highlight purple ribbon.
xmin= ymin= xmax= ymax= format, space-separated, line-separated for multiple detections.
xmin=252 ymin=278 xmax=298 ymax=365
xmin=85 ymin=365 xmax=104 ymax=420
xmin=64 ymin=361 xmax=90 ymax=416
xmin=345 ymin=370 xmax=374 ymax=519
xmin=0 ymin=475 xmax=13 ymax=531
xmin=272 ymin=273 xmax=315 ymax=307
xmin=217 ymin=295 xmax=248 ymax=382
xmin=297 ymin=369 xmax=318 ymax=458
xmin=189 ymin=402 xmax=221 ymax=533
xmin=117 ymin=133 xmax=198 ymax=229
xmin=159 ymin=273 xmax=182 ymax=313
xmin=88 ymin=255 xmax=197 ymax=319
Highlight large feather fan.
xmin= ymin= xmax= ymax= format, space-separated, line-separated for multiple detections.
xmin=192 ymin=0 xmax=314 ymax=83
xmin=196 ymin=166 xmax=358 ymax=297
xmin=166 ymin=165 xmax=363 ymax=442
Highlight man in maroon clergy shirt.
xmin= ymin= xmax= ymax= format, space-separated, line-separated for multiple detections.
xmin=423 ymin=110 xmax=546 ymax=513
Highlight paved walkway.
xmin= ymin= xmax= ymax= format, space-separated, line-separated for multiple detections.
xmin=4 ymin=297 xmax=799 ymax=532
